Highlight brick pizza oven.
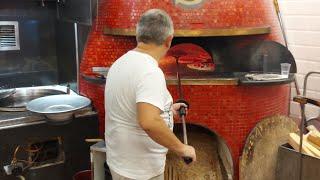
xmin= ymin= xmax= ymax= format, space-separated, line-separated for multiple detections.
xmin=79 ymin=0 xmax=293 ymax=179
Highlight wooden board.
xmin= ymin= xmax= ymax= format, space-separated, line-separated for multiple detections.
xmin=239 ymin=115 xmax=298 ymax=180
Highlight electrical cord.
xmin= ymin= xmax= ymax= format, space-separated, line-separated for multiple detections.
xmin=24 ymin=146 xmax=42 ymax=153
xmin=17 ymin=175 xmax=25 ymax=180
xmin=11 ymin=144 xmax=42 ymax=172
xmin=11 ymin=146 xmax=21 ymax=164
xmin=22 ymin=151 xmax=40 ymax=171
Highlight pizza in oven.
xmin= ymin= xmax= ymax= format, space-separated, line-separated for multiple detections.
xmin=187 ymin=62 xmax=215 ymax=71
xmin=178 ymin=55 xmax=209 ymax=64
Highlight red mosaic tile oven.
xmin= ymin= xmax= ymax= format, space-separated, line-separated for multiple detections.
xmin=80 ymin=0 xmax=292 ymax=179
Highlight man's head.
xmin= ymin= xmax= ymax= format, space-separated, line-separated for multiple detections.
xmin=136 ymin=9 xmax=174 ymax=57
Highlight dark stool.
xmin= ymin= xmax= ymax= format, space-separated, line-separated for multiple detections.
xmin=104 ymin=162 xmax=113 ymax=180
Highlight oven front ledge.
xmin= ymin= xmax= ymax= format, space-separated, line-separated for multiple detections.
xmin=166 ymin=78 xmax=239 ymax=85
xmin=165 ymin=74 xmax=295 ymax=86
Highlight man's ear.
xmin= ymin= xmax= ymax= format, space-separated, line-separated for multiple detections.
xmin=164 ymin=35 xmax=174 ymax=48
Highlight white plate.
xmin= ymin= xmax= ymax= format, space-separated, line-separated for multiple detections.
xmin=245 ymin=73 xmax=288 ymax=81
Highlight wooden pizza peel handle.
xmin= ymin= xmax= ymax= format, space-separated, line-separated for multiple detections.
xmin=175 ymin=99 xmax=193 ymax=164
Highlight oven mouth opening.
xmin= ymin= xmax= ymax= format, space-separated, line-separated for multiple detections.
xmin=165 ymin=123 xmax=233 ymax=180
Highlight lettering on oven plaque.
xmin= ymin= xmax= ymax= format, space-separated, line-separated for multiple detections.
xmin=173 ymin=0 xmax=206 ymax=8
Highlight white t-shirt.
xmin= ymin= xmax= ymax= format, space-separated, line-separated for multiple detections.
xmin=105 ymin=50 xmax=174 ymax=180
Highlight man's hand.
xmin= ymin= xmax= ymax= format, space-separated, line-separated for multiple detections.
xmin=177 ymin=144 xmax=197 ymax=163
xmin=171 ymin=103 xmax=188 ymax=116
xmin=137 ymin=102 xmax=196 ymax=164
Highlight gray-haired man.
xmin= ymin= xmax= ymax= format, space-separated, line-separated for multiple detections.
xmin=105 ymin=9 xmax=196 ymax=180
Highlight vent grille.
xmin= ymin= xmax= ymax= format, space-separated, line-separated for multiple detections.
xmin=0 ymin=21 xmax=20 ymax=51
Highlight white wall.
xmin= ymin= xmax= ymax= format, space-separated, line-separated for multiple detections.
xmin=278 ymin=0 xmax=320 ymax=118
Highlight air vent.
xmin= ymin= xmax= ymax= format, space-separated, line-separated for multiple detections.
xmin=0 ymin=21 xmax=20 ymax=51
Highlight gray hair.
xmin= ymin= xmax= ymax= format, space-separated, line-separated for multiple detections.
xmin=136 ymin=9 xmax=174 ymax=45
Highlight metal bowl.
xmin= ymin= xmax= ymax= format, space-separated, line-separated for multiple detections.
xmin=26 ymin=95 xmax=91 ymax=124
xmin=0 ymin=88 xmax=16 ymax=100
xmin=0 ymin=88 xmax=67 ymax=112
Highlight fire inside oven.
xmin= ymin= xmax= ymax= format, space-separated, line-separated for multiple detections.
xmin=160 ymin=38 xmax=297 ymax=78
xmin=159 ymin=43 xmax=215 ymax=77
xmin=165 ymin=123 xmax=233 ymax=180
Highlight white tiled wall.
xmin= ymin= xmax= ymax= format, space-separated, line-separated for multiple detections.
xmin=278 ymin=0 xmax=320 ymax=118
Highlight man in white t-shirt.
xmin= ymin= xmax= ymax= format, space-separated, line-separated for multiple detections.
xmin=105 ymin=9 xmax=196 ymax=180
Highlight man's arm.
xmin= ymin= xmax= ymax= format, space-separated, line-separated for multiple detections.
xmin=137 ymin=102 xmax=196 ymax=161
